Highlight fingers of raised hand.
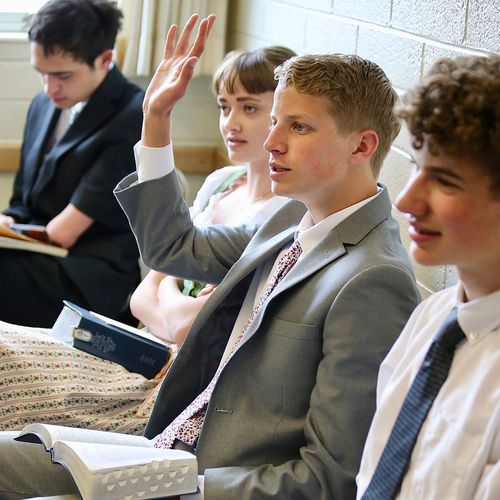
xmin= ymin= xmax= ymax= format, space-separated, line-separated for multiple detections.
xmin=185 ymin=14 xmax=217 ymax=60
xmin=143 ymin=14 xmax=216 ymax=115
xmin=167 ymin=14 xmax=216 ymax=62
xmin=159 ymin=14 xmax=215 ymax=78
xmin=174 ymin=13 xmax=201 ymax=57
xmin=163 ymin=23 xmax=179 ymax=60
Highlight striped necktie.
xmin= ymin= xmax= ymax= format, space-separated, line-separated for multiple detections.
xmin=361 ymin=307 xmax=465 ymax=499
xmin=154 ymin=240 xmax=303 ymax=450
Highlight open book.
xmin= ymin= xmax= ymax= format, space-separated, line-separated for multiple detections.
xmin=15 ymin=423 xmax=197 ymax=500
xmin=0 ymin=223 xmax=68 ymax=257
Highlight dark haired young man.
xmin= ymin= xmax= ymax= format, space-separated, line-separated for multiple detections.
xmin=0 ymin=0 xmax=144 ymax=326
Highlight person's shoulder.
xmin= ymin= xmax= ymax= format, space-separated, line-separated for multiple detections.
xmin=266 ymin=195 xmax=289 ymax=210
xmin=121 ymin=74 xmax=146 ymax=98
xmin=100 ymin=67 xmax=145 ymax=102
xmin=31 ymin=90 xmax=49 ymax=102
xmin=192 ymin=166 xmax=245 ymax=207
xmin=115 ymin=71 xmax=145 ymax=102
xmin=394 ymin=285 xmax=458 ymax=345
xmin=202 ymin=165 xmax=247 ymax=188
xmin=210 ymin=165 xmax=246 ymax=180
xmin=254 ymin=198 xmax=306 ymax=234
xmin=23 ymin=92 xmax=53 ymax=125
xmin=29 ymin=91 xmax=51 ymax=110
xmin=95 ymin=69 xmax=144 ymax=122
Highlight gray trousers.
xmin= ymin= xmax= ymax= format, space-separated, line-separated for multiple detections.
xmin=0 ymin=432 xmax=78 ymax=499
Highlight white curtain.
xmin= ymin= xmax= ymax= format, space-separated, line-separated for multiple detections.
xmin=117 ymin=0 xmax=228 ymax=77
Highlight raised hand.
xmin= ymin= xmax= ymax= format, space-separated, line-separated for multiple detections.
xmin=142 ymin=14 xmax=216 ymax=147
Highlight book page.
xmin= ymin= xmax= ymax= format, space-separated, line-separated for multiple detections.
xmin=52 ymin=441 xmax=197 ymax=500
xmin=16 ymin=423 xmax=152 ymax=450
xmin=0 ymin=236 xmax=68 ymax=257
xmin=54 ymin=441 xmax=194 ymax=472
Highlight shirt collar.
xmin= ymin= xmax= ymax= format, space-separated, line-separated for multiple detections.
xmin=71 ymin=101 xmax=86 ymax=116
xmin=296 ymin=187 xmax=382 ymax=255
xmin=455 ymin=285 xmax=500 ymax=345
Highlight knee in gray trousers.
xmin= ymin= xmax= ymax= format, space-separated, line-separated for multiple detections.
xmin=0 ymin=432 xmax=78 ymax=499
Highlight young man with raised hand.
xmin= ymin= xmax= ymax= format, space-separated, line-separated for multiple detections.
xmin=0 ymin=15 xmax=420 ymax=500
xmin=114 ymin=15 xmax=419 ymax=499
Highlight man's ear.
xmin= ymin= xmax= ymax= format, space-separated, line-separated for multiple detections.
xmin=351 ymin=130 xmax=379 ymax=165
xmin=97 ymin=49 xmax=113 ymax=70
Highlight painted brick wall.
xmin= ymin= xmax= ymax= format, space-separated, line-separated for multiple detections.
xmin=0 ymin=36 xmax=38 ymax=144
xmin=227 ymin=0 xmax=499 ymax=296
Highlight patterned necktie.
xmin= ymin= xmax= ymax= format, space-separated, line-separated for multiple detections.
xmin=154 ymin=240 xmax=302 ymax=450
xmin=361 ymin=307 xmax=465 ymax=499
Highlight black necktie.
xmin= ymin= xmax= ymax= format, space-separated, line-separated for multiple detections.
xmin=361 ymin=307 xmax=465 ymax=499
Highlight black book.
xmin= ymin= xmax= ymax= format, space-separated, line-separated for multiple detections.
xmin=52 ymin=301 xmax=170 ymax=378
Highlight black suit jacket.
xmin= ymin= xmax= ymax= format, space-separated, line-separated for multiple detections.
xmin=3 ymin=66 xmax=144 ymax=320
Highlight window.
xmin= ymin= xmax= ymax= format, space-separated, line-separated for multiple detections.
xmin=0 ymin=1 xmax=47 ymax=32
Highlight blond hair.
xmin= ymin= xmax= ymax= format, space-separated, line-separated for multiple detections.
xmin=275 ymin=54 xmax=400 ymax=176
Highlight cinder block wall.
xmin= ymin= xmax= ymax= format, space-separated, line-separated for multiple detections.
xmin=227 ymin=0 xmax=499 ymax=297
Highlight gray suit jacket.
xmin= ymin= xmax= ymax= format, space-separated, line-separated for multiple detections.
xmin=115 ymin=170 xmax=420 ymax=500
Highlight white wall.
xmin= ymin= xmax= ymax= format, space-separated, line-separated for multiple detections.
xmin=227 ymin=0 xmax=499 ymax=296
xmin=0 ymin=35 xmax=39 ymax=144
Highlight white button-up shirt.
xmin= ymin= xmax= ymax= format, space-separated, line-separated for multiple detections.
xmin=357 ymin=284 xmax=500 ymax=499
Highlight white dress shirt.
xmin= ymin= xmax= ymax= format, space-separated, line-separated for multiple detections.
xmin=45 ymin=101 xmax=87 ymax=153
xmin=356 ymin=284 xmax=500 ymax=499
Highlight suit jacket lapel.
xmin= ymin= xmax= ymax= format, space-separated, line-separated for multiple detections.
xmin=239 ymin=232 xmax=346 ymax=343
xmin=176 ymin=219 xmax=302 ymax=362
xmin=240 ymin=186 xmax=393 ymax=341
xmin=185 ymin=187 xmax=392 ymax=356
xmin=336 ymin=185 xmax=392 ymax=244
xmin=198 ymin=226 xmax=298 ymax=322
xmin=22 ymin=106 xmax=60 ymax=204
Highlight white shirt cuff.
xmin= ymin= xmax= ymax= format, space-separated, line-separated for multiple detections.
xmin=134 ymin=141 xmax=175 ymax=183
xmin=181 ymin=475 xmax=204 ymax=499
